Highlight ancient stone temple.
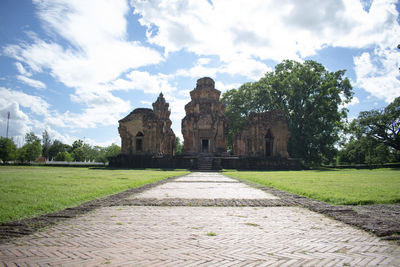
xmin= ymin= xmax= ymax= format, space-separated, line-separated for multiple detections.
xmin=110 ymin=77 xmax=301 ymax=170
xmin=233 ymin=110 xmax=289 ymax=158
xmin=181 ymin=77 xmax=227 ymax=156
xmin=118 ymin=93 xmax=175 ymax=156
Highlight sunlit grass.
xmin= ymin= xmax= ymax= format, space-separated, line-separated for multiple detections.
xmin=0 ymin=166 xmax=189 ymax=223
xmin=224 ymin=169 xmax=400 ymax=205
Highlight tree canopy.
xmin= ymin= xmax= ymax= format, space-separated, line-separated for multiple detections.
xmin=221 ymin=60 xmax=353 ymax=165
xmin=357 ymin=97 xmax=400 ymax=151
xmin=338 ymin=97 xmax=400 ymax=165
xmin=0 ymin=137 xmax=17 ymax=163
xmin=42 ymin=130 xmax=51 ymax=158
xmin=21 ymin=132 xmax=42 ymax=162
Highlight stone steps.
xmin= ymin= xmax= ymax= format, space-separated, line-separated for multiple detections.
xmin=197 ymin=158 xmax=213 ymax=170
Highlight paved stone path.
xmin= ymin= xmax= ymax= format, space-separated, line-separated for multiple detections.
xmin=1 ymin=172 xmax=400 ymax=266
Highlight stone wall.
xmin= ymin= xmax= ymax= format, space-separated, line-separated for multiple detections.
xmin=233 ymin=110 xmax=289 ymax=158
xmin=109 ymin=154 xmax=197 ymax=169
xmin=118 ymin=93 xmax=175 ymax=156
xmin=108 ymin=154 xmax=302 ymax=170
xmin=181 ymin=77 xmax=227 ymax=156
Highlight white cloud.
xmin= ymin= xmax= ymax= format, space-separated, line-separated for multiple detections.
xmin=175 ymin=57 xmax=270 ymax=81
xmin=140 ymin=100 xmax=152 ymax=106
xmin=46 ymin=90 xmax=131 ymax=129
xmin=15 ymin=62 xmax=31 ymax=77
xmin=340 ymin=96 xmax=360 ymax=109
xmin=112 ymin=71 xmax=177 ymax=94
xmin=215 ymin=81 xmax=241 ymax=93
xmin=0 ymin=87 xmax=51 ymax=140
xmin=17 ymin=75 xmax=46 ymax=89
xmin=15 ymin=62 xmax=46 ymax=89
xmin=354 ymin=48 xmax=400 ymax=103
xmin=164 ymin=95 xmax=189 ymax=140
xmin=0 ymin=87 xmax=50 ymax=115
xmin=132 ymin=0 xmax=399 ymax=79
xmin=2 ymin=0 xmax=164 ymax=140
xmin=175 ymin=62 xmax=218 ymax=79
xmin=84 ymin=136 xmax=121 ymax=147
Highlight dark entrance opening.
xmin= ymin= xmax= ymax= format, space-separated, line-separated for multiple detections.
xmin=136 ymin=132 xmax=144 ymax=152
xmin=202 ymin=139 xmax=209 ymax=153
xmin=265 ymin=130 xmax=274 ymax=157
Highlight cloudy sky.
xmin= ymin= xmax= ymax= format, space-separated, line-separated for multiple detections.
xmin=0 ymin=0 xmax=399 ymax=147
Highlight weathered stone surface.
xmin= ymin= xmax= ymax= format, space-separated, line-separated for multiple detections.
xmin=118 ymin=93 xmax=175 ymax=156
xmin=234 ymin=110 xmax=289 ymax=157
xmin=182 ymin=77 xmax=227 ymax=155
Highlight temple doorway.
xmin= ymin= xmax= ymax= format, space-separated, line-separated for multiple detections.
xmin=265 ymin=130 xmax=274 ymax=157
xmin=136 ymin=132 xmax=144 ymax=152
xmin=202 ymin=139 xmax=209 ymax=153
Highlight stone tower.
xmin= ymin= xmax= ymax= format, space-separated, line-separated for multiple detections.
xmin=118 ymin=93 xmax=175 ymax=156
xmin=181 ymin=77 xmax=227 ymax=156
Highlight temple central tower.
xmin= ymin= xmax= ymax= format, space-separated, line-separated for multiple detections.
xmin=181 ymin=77 xmax=227 ymax=156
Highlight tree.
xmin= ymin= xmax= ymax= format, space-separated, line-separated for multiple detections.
xmin=174 ymin=137 xmax=183 ymax=155
xmin=357 ymin=97 xmax=400 ymax=151
xmin=54 ymin=151 xmax=73 ymax=162
xmin=48 ymin=140 xmax=67 ymax=160
xmin=72 ymin=147 xmax=86 ymax=162
xmin=337 ymin=135 xmax=392 ymax=166
xmin=338 ymin=97 xmax=400 ymax=165
xmin=22 ymin=132 xmax=42 ymax=162
xmin=221 ymin=60 xmax=353 ymax=165
xmin=42 ymin=130 xmax=52 ymax=158
xmin=105 ymin=144 xmax=121 ymax=157
xmin=0 ymin=137 xmax=17 ymax=163
xmin=72 ymin=139 xmax=84 ymax=151
xmin=94 ymin=146 xmax=107 ymax=163
xmin=16 ymin=146 xmax=27 ymax=163
xmin=94 ymin=144 xmax=121 ymax=163
xmin=69 ymin=139 xmax=88 ymax=162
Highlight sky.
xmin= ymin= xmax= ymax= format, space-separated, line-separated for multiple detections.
xmin=0 ymin=0 xmax=399 ymax=147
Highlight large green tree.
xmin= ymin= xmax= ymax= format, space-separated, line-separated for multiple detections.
xmin=0 ymin=137 xmax=17 ymax=163
xmin=357 ymin=96 xmax=400 ymax=151
xmin=221 ymin=60 xmax=353 ymax=165
xmin=338 ymin=97 xmax=400 ymax=165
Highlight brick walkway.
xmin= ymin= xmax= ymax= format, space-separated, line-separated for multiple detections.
xmin=1 ymin=172 xmax=399 ymax=266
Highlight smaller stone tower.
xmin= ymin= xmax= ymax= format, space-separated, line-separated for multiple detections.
xmin=118 ymin=93 xmax=175 ymax=156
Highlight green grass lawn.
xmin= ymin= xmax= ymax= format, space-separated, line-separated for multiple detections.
xmin=0 ymin=166 xmax=189 ymax=224
xmin=224 ymin=169 xmax=400 ymax=205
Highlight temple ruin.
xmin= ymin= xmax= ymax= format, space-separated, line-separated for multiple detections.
xmin=118 ymin=93 xmax=175 ymax=156
xmin=110 ymin=77 xmax=301 ymax=170
xmin=233 ymin=110 xmax=289 ymax=158
xmin=181 ymin=77 xmax=227 ymax=156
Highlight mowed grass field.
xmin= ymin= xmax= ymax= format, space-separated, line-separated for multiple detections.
xmin=0 ymin=166 xmax=189 ymax=224
xmin=224 ymin=169 xmax=400 ymax=205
